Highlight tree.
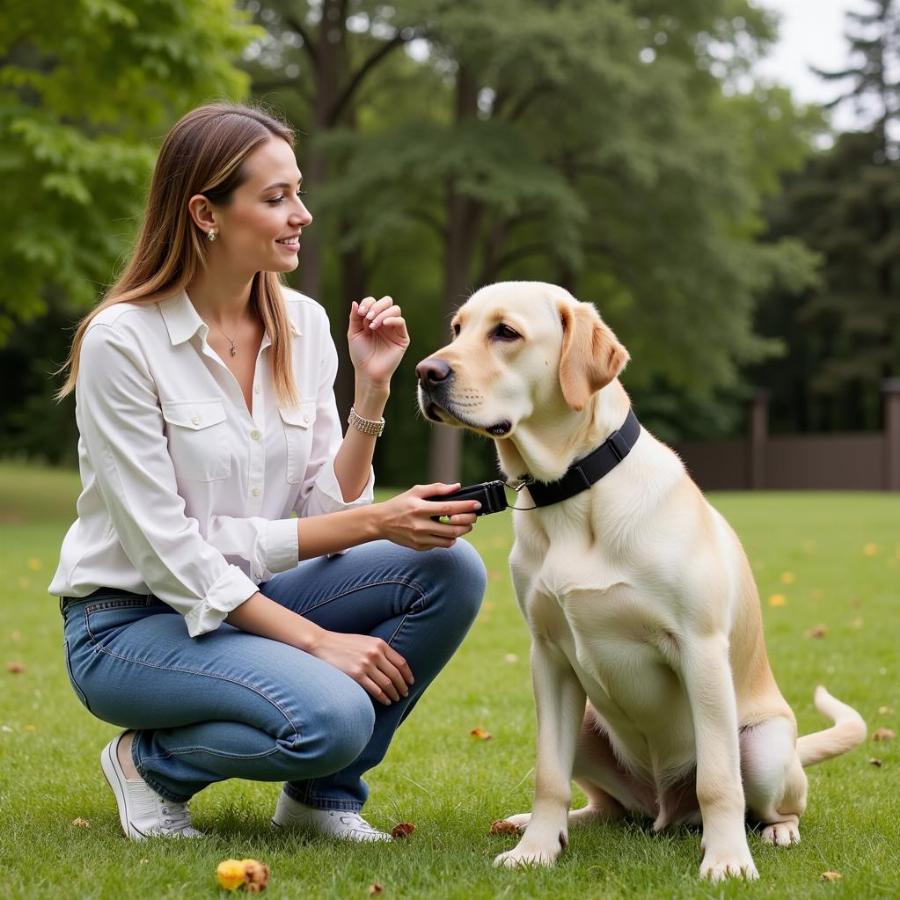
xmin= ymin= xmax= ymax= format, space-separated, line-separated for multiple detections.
xmin=750 ymin=0 xmax=900 ymax=432
xmin=0 ymin=0 xmax=256 ymax=460
xmin=310 ymin=1 xmax=819 ymax=474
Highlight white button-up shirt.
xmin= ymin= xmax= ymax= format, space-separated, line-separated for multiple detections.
xmin=49 ymin=288 xmax=374 ymax=637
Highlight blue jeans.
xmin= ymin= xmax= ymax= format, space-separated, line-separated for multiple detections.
xmin=61 ymin=539 xmax=486 ymax=809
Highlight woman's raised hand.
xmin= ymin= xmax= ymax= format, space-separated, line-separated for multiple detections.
xmin=375 ymin=483 xmax=481 ymax=551
xmin=347 ymin=295 xmax=410 ymax=388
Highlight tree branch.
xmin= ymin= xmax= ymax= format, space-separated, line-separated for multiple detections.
xmin=329 ymin=30 xmax=412 ymax=123
xmin=285 ymin=14 xmax=319 ymax=67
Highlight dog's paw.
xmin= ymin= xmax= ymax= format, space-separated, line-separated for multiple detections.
xmin=699 ymin=843 xmax=759 ymax=881
xmin=760 ymin=820 xmax=800 ymax=847
xmin=496 ymin=813 xmax=531 ymax=833
xmin=493 ymin=825 xmax=567 ymax=869
xmin=493 ymin=844 xmax=560 ymax=869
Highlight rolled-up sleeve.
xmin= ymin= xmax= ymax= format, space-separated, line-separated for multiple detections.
xmin=206 ymin=515 xmax=298 ymax=582
xmin=294 ymin=329 xmax=375 ymax=519
xmin=77 ymin=324 xmax=260 ymax=637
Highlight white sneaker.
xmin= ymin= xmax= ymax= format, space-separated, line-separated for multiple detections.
xmin=100 ymin=733 xmax=203 ymax=840
xmin=271 ymin=791 xmax=391 ymax=842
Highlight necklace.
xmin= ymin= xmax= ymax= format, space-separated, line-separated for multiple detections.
xmin=213 ymin=323 xmax=238 ymax=357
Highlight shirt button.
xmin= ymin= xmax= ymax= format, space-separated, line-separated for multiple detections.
xmin=191 ymin=415 xmax=201 ymax=426
xmin=250 ymin=430 xmax=261 ymax=441
xmin=251 ymin=487 xmax=261 ymax=497
xmin=301 ymin=415 xmax=309 ymax=425
xmin=254 ymin=384 xmax=261 ymax=394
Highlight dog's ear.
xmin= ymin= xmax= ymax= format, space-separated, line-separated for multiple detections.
xmin=558 ymin=301 xmax=629 ymax=411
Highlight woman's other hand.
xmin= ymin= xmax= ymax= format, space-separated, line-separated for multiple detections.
xmin=347 ymin=295 xmax=410 ymax=388
xmin=375 ymin=483 xmax=480 ymax=551
xmin=309 ymin=630 xmax=414 ymax=705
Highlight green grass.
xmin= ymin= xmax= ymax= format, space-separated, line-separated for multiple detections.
xmin=0 ymin=460 xmax=897 ymax=898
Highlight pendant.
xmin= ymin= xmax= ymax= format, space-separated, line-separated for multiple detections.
xmin=229 ymin=343 xmax=237 ymax=357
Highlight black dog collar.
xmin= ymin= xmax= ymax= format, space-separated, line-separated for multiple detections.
xmin=423 ymin=409 xmax=641 ymax=515
xmin=521 ymin=408 xmax=641 ymax=508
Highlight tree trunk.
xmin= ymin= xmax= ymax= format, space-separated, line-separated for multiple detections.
xmin=427 ymin=65 xmax=484 ymax=483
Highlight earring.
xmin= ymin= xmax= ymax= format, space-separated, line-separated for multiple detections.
xmin=207 ymin=229 xmax=218 ymax=242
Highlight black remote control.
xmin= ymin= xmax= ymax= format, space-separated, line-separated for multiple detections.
xmin=424 ymin=480 xmax=509 ymax=518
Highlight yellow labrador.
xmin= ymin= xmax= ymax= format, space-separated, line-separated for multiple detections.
xmin=416 ymin=281 xmax=866 ymax=881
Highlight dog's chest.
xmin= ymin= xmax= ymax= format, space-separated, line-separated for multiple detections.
xmin=514 ymin=538 xmax=693 ymax=757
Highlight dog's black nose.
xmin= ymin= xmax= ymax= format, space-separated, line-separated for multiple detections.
xmin=416 ymin=358 xmax=453 ymax=385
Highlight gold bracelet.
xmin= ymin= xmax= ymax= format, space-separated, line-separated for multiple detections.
xmin=347 ymin=406 xmax=385 ymax=437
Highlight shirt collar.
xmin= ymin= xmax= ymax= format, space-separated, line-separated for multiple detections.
xmin=158 ymin=288 xmax=301 ymax=347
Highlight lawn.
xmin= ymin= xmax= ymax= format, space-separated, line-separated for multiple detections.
xmin=0 ymin=461 xmax=897 ymax=899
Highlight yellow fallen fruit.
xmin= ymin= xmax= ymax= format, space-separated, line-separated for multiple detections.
xmin=216 ymin=859 xmax=248 ymax=891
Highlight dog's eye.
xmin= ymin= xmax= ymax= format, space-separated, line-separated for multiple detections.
xmin=451 ymin=322 xmax=461 ymax=338
xmin=491 ymin=323 xmax=520 ymax=342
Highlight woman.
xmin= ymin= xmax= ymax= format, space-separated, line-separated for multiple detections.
xmin=49 ymin=103 xmax=486 ymax=843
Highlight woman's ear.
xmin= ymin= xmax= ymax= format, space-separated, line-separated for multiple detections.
xmin=187 ymin=194 xmax=217 ymax=236
xmin=558 ymin=300 xmax=629 ymax=411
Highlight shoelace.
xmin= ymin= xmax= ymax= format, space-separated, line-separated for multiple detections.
xmin=159 ymin=801 xmax=194 ymax=834
xmin=337 ymin=812 xmax=381 ymax=834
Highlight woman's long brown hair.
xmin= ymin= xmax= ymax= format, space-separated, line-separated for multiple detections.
xmin=57 ymin=103 xmax=299 ymax=407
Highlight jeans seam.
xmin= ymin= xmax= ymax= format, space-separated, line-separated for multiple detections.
xmin=88 ymin=642 xmax=302 ymax=738
xmin=143 ymin=744 xmax=281 ymax=763
xmin=284 ymin=783 xmax=361 ymax=812
xmin=297 ymin=577 xmax=426 ymax=616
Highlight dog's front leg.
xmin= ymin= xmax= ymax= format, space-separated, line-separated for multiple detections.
xmin=682 ymin=634 xmax=758 ymax=881
xmin=494 ymin=638 xmax=585 ymax=869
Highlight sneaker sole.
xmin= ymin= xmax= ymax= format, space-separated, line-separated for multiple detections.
xmin=100 ymin=737 xmax=148 ymax=841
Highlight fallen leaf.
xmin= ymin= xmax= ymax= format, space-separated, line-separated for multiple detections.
xmin=6 ymin=662 xmax=25 ymax=674
xmin=470 ymin=727 xmax=492 ymax=741
xmin=503 ymin=653 xmax=518 ymax=664
xmin=26 ymin=558 xmax=42 ymax=571
xmin=805 ymin=624 xmax=828 ymax=639
xmin=23 ymin=724 xmax=37 ymax=732
xmin=216 ymin=859 xmax=247 ymax=892
xmin=878 ymin=705 xmax=894 ymax=716
xmin=71 ymin=817 xmax=90 ymax=828
xmin=848 ymin=617 xmax=864 ymax=629
xmin=10 ymin=630 xmax=21 ymax=642
xmin=241 ymin=859 xmax=269 ymax=894
xmin=768 ymin=594 xmax=787 ymax=607
xmin=140 ymin=859 xmax=148 ymax=864
xmin=780 ymin=572 xmax=796 ymax=585
xmin=820 ymin=871 xmax=842 ymax=882
xmin=390 ymin=822 xmax=415 ymax=839
xmin=490 ymin=819 xmax=519 ymax=835
xmin=873 ymin=727 xmax=896 ymax=742
xmin=1 ymin=725 xmax=12 ymax=733
xmin=869 ymin=758 xmax=883 ymax=767
xmin=862 ymin=543 xmax=879 ymax=557
xmin=368 ymin=884 xmax=384 ymax=895
xmin=17 ymin=578 xmax=30 ymax=590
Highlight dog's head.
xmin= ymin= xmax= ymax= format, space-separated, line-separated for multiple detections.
xmin=416 ymin=281 xmax=629 ymax=441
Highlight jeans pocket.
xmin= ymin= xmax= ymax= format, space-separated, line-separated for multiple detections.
xmin=63 ymin=639 xmax=92 ymax=712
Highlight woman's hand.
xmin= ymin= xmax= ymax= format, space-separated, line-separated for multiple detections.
xmin=308 ymin=630 xmax=414 ymax=705
xmin=347 ymin=295 xmax=410 ymax=388
xmin=375 ymin=483 xmax=481 ymax=551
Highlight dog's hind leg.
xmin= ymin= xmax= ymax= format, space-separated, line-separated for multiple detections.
xmin=740 ymin=716 xmax=807 ymax=847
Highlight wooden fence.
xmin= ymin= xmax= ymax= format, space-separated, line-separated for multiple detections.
xmin=673 ymin=379 xmax=900 ymax=491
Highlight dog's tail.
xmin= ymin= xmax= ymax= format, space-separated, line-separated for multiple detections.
xmin=797 ymin=685 xmax=866 ymax=767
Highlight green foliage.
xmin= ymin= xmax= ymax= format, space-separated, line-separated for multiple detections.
xmin=0 ymin=0 xmax=257 ymax=340
xmin=751 ymin=1 xmax=900 ymax=433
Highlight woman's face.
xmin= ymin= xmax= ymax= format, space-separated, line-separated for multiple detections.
xmin=208 ymin=137 xmax=313 ymax=275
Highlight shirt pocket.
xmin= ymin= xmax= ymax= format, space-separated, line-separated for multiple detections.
xmin=279 ymin=400 xmax=317 ymax=484
xmin=161 ymin=399 xmax=231 ymax=482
